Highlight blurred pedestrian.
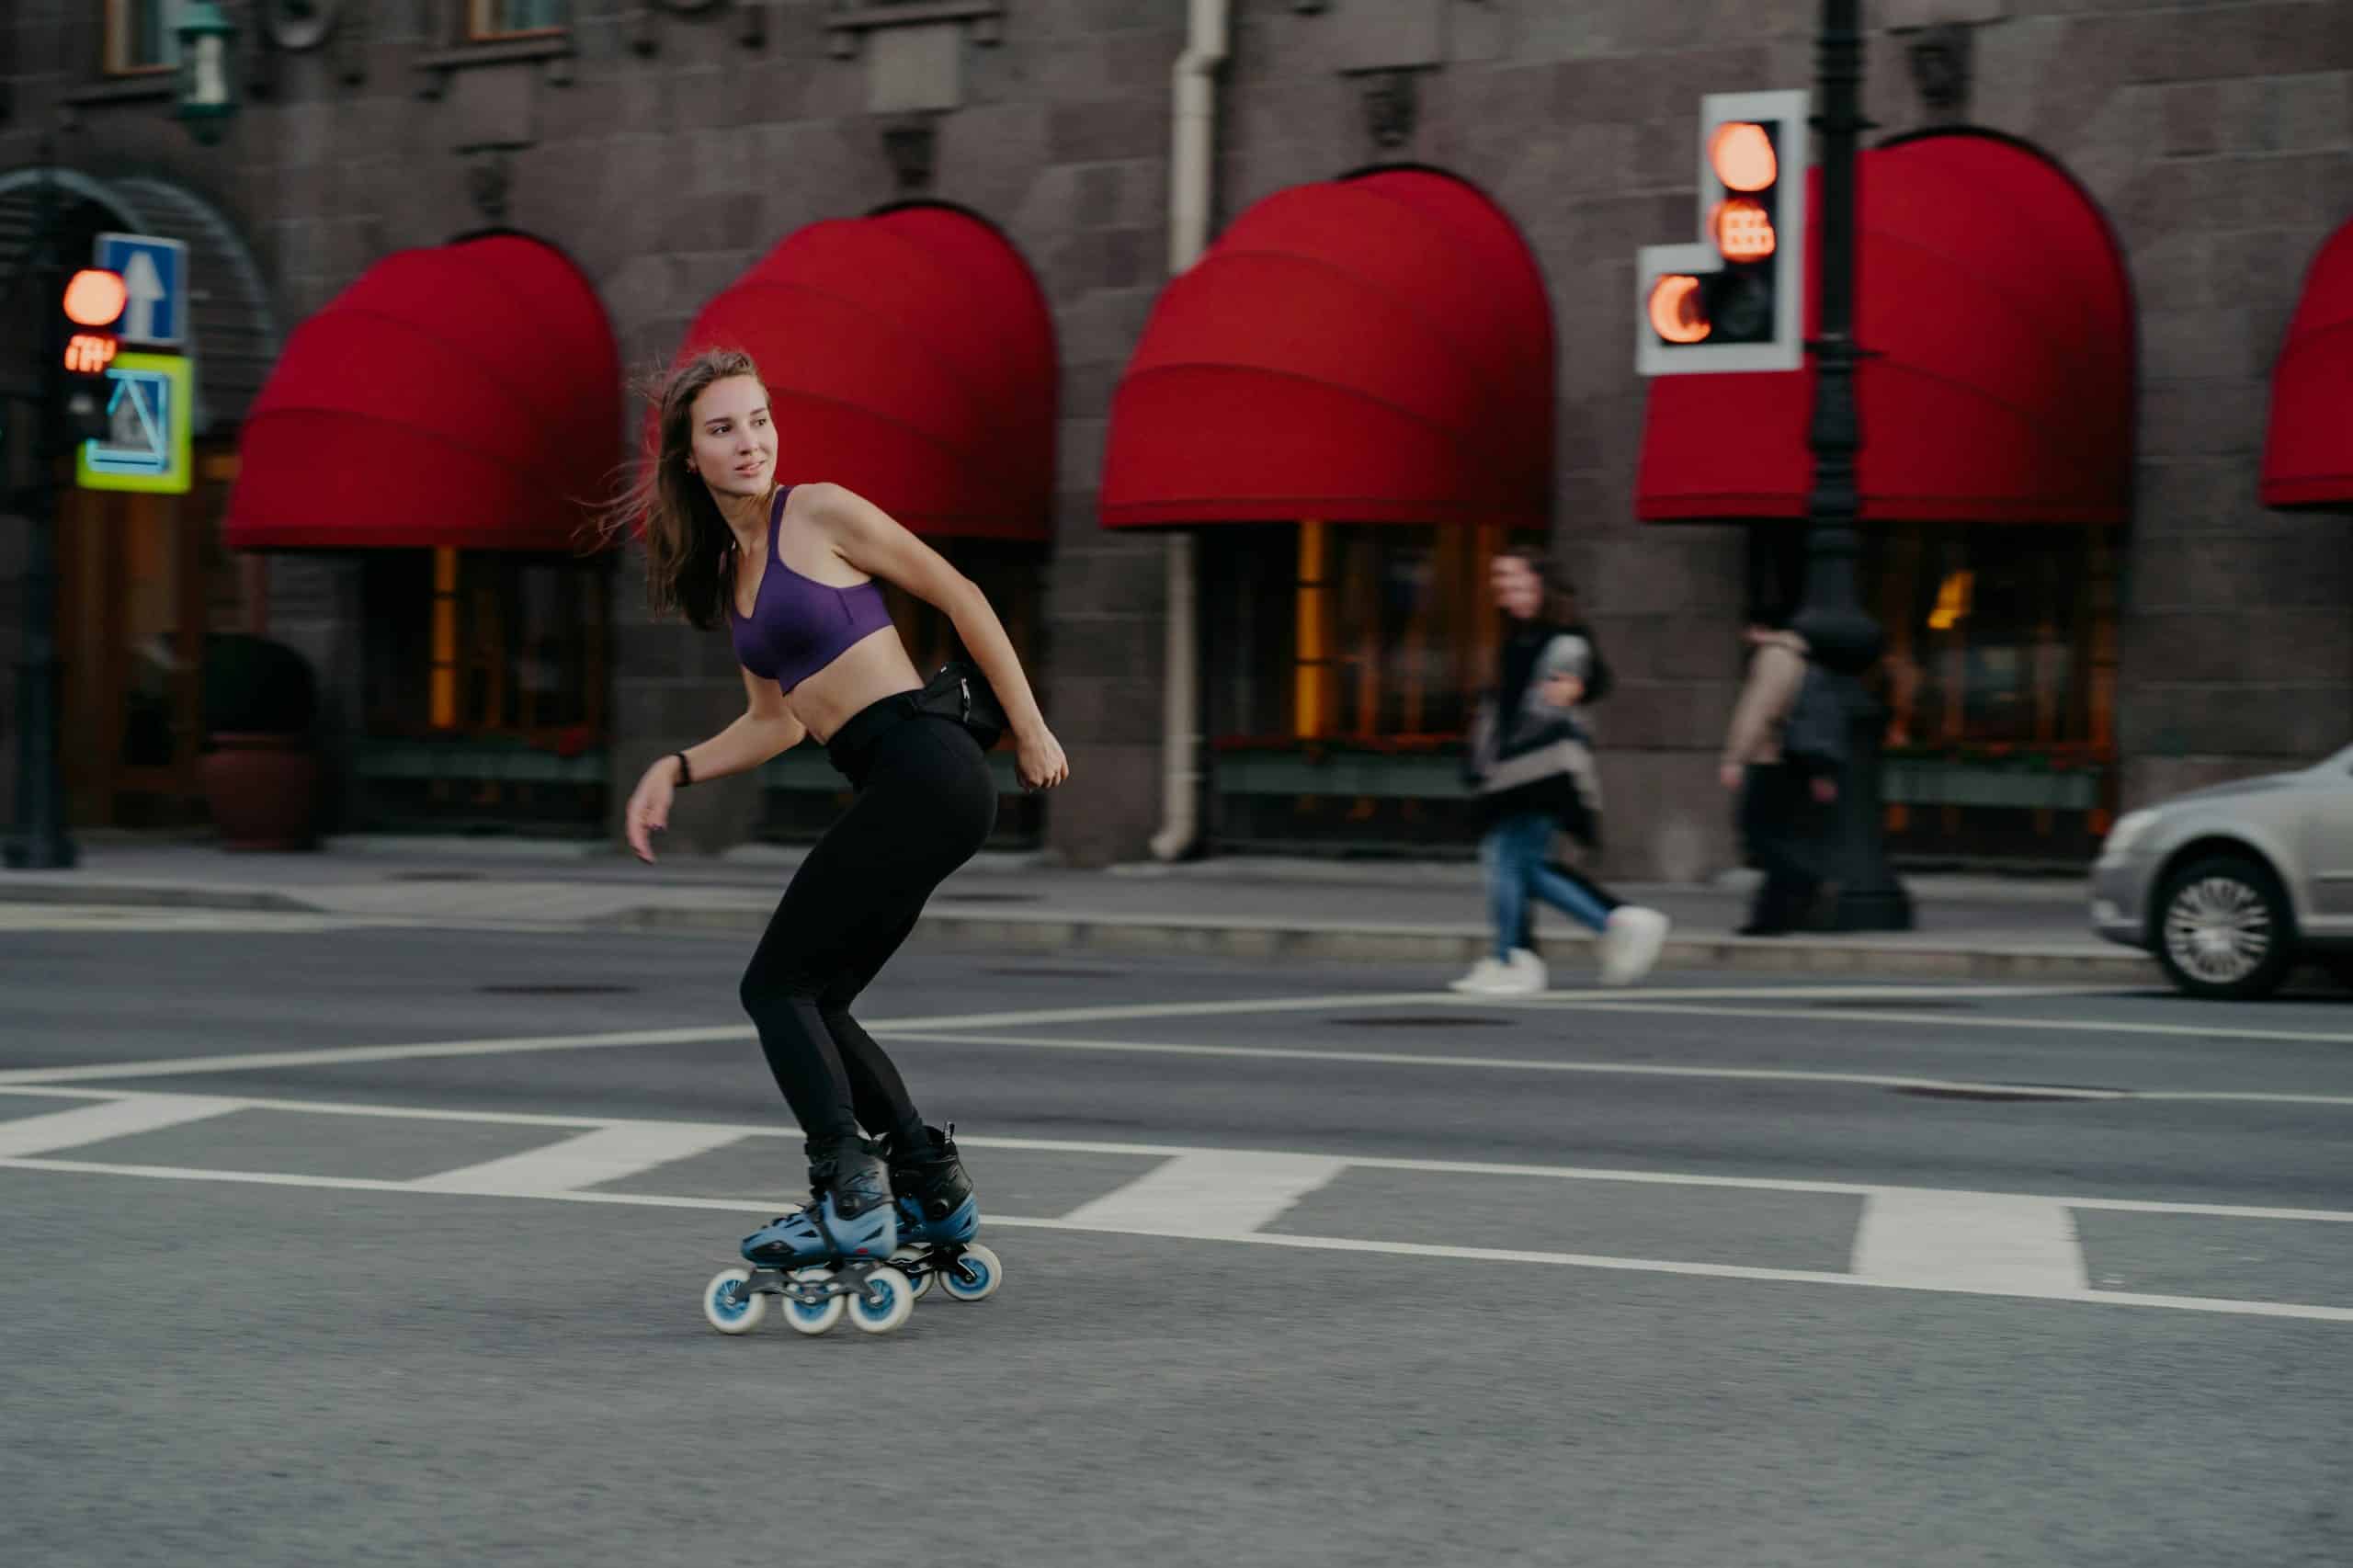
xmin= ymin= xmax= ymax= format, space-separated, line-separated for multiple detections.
xmin=1453 ymin=548 xmax=1670 ymax=995
xmin=608 ymin=347 xmax=1066 ymax=1299
xmin=1720 ymin=612 xmax=1838 ymax=935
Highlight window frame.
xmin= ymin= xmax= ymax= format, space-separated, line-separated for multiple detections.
xmin=464 ymin=0 xmax=571 ymax=44
xmin=103 ymin=0 xmax=180 ymax=79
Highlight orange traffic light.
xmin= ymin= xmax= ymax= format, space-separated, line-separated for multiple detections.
xmin=1711 ymin=198 xmax=1778 ymax=263
xmin=65 ymin=333 xmax=119 ymax=375
xmin=63 ymin=268 xmax=128 ymax=328
xmin=1646 ymin=275 xmax=1711 ymax=345
xmin=1708 ymin=122 xmax=1778 ymax=193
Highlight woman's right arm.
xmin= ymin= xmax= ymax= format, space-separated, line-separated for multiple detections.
xmin=625 ymin=667 xmax=806 ymax=862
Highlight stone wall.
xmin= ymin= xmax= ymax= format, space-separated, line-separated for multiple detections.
xmin=2 ymin=0 xmax=2346 ymax=871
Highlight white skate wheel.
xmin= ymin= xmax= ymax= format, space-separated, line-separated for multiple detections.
xmin=937 ymin=1243 xmax=1002 ymax=1303
xmin=892 ymin=1246 xmax=935 ymax=1301
xmin=781 ymin=1271 xmax=847 ymax=1336
xmin=702 ymin=1267 xmax=767 ymax=1335
xmin=846 ymin=1266 xmax=915 ymax=1335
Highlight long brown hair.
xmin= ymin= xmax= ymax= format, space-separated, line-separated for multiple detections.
xmin=596 ymin=347 xmax=765 ymax=630
xmin=1493 ymin=544 xmax=1581 ymax=631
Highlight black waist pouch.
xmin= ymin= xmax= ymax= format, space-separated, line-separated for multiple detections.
xmin=913 ymin=660 xmax=1009 ymax=750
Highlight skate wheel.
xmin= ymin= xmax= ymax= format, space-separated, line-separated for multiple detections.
xmin=782 ymin=1272 xmax=847 ymax=1336
xmin=846 ymin=1266 xmax=915 ymax=1335
xmin=938 ymin=1243 xmax=1002 ymax=1303
xmin=702 ymin=1267 xmax=767 ymax=1335
xmin=892 ymin=1246 xmax=935 ymax=1301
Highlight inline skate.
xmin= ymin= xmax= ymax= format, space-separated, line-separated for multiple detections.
xmin=884 ymin=1122 xmax=1003 ymax=1304
xmin=701 ymin=1138 xmax=915 ymax=1335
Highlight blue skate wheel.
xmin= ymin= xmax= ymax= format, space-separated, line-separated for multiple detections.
xmin=892 ymin=1245 xmax=935 ymax=1301
xmin=846 ymin=1266 xmax=915 ymax=1335
xmin=781 ymin=1271 xmax=847 ymax=1336
xmin=937 ymin=1243 xmax=1002 ymax=1303
xmin=702 ymin=1267 xmax=767 ymax=1335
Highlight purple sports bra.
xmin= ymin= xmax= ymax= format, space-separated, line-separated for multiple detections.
xmin=728 ymin=487 xmax=894 ymax=693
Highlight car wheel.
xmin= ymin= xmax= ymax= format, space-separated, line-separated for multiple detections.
xmin=2153 ymin=854 xmax=2297 ymax=1001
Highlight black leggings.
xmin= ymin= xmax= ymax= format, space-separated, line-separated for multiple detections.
xmin=738 ymin=698 xmax=997 ymax=1153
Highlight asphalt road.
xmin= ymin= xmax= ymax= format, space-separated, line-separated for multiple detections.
xmin=4 ymin=909 xmax=2350 ymax=1567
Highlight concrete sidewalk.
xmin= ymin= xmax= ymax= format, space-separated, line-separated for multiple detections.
xmin=0 ymin=835 xmax=2154 ymax=983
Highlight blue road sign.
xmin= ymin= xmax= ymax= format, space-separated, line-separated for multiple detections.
xmin=94 ymin=233 xmax=190 ymax=348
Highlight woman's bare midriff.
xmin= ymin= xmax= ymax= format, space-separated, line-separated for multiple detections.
xmin=780 ymin=623 xmax=924 ymax=744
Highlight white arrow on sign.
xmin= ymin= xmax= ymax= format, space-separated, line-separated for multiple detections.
xmin=121 ymin=250 xmax=167 ymax=343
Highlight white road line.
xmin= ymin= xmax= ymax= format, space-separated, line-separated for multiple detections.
xmin=870 ymin=1029 xmax=2353 ymax=1109
xmin=1060 ymin=1152 xmax=1346 ymax=1235
xmin=407 ymin=1122 xmax=751 ymax=1196
xmin=1852 ymin=1191 xmax=2087 ymax=1295
xmin=1547 ymin=1000 xmax=2353 ymax=1050
xmin=0 ymin=983 xmax=2123 ymax=1088
xmin=0 ymin=1026 xmax=755 ymax=1085
xmin=6 ymin=1085 xmax=2352 ymax=1223
xmin=871 ymin=1029 xmax=2136 ymax=1098
xmin=880 ymin=983 xmax=2101 ymax=1034
xmin=0 ymin=1094 xmax=244 ymax=1157
xmin=4 ymin=1155 xmax=2347 ymax=1324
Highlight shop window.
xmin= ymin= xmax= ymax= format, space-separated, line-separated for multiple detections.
xmin=104 ymin=0 xmax=180 ymax=75
xmin=1756 ymin=523 xmax=2120 ymax=865
xmin=1203 ymin=521 xmax=1503 ymax=853
xmin=358 ymin=549 xmax=609 ymax=833
xmin=467 ymin=0 xmax=568 ymax=40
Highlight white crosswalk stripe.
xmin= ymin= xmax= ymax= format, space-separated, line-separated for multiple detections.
xmin=0 ymin=1085 xmax=2347 ymax=1324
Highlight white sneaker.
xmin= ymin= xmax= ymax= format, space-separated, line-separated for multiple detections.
xmin=1494 ymin=947 xmax=1548 ymax=995
xmin=1449 ymin=957 xmax=1508 ymax=994
xmin=1598 ymin=907 xmax=1669 ymax=986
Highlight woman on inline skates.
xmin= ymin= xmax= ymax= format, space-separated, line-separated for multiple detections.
xmin=608 ymin=347 xmax=1067 ymax=1331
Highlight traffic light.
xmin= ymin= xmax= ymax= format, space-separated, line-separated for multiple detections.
xmin=61 ymin=267 xmax=126 ymax=444
xmin=1635 ymin=89 xmax=1809 ymax=375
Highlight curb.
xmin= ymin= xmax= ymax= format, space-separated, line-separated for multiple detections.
xmin=0 ymin=881 xmax=321 ymax=914
xmin=607 ymin=903 xmax=2159 ymax=983
xmin=0 ymin=882 xmax=2154 ymax=983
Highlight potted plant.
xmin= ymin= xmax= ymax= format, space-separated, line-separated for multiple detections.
xmin=198 ymin=633 xmax=321 ymax=851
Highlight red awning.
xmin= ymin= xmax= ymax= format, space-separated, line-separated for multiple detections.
xmin=2262 ymin=220 xmax=2353 ymax=509
xmin=1100 ymin=169 xmax=1552 ymax=529
xmin=676 ymin=204 xmax=1055 ymax=541
xmin=1638 ymin=131 xmax=2134 ymax=527
xmin=227 ymin=233 xmax=620 ymax=551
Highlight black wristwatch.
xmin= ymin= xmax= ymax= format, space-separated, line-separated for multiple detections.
xmin=672 ymin=751 xmax=693 ymax=788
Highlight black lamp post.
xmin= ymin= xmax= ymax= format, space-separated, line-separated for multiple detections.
xmin=1789 ymin=0 xmax=1913 ymax=930
xmin=6 ymin=14 xmax=240 ymax=870
xmin=5 ymin=147 xmax=76 ymax=869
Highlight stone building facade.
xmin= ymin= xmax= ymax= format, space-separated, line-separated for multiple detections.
xmin=1 ymin=0 xmax=2347 ymax=875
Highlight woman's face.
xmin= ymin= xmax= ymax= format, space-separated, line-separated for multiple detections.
xmin=685 ymin=375 xmax=775 ymax=499
xmin=1490 ymin=554 xmax=1543 ymax=620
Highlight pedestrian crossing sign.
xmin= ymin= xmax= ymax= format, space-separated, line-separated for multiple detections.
xmin=75 ymin=351 xmax=193 ymax=494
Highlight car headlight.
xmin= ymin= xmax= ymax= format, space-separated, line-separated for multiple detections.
xmin=2099 ymin=809 xmax=2159 ymax=859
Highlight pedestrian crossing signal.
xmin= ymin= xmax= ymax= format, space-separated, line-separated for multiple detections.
xmin=1635 ymin=90 xmax=1810 ymax=375
xmin=65 ymin=333 xmax=119 ymax=374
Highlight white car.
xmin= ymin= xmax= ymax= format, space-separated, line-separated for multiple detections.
xmin=2090 ymin=743 xmax=2353 ymax=1000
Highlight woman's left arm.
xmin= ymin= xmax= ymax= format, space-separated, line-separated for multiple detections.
xmin=813 ymin=483 xmax=1069 ymax=790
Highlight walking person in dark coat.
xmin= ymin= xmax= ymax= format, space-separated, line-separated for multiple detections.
xmin=1721 ymin=614 xmax=1838 ymax=935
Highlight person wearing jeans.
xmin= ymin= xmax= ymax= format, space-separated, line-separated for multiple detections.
xmin=1453 ymin=549 xmax=1670 ymax=995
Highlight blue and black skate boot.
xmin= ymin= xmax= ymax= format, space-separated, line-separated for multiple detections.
xmin=885 ymin=1123 xmax=1002 ymax=1302
xmin=739 ymin=1137 xmax=899 ymax=1269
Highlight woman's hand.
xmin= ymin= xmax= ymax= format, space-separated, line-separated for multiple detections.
xmin=1014 ymin=726 xmax=1069 ymax=792
xmin=625 ymin=757 xmax=680 ymax=863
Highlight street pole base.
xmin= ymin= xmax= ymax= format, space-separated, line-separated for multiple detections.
xmin=4 ymin=835 xmax=78 ymax=871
